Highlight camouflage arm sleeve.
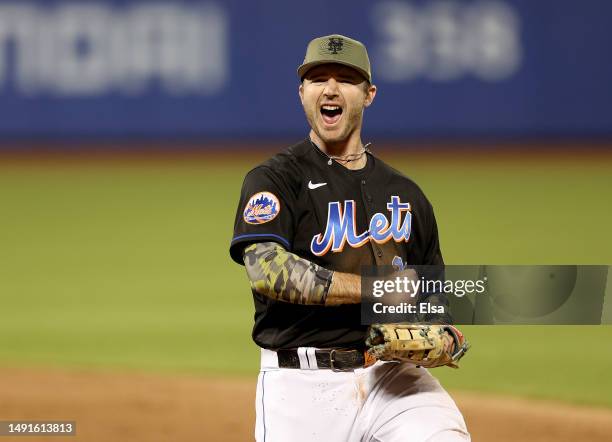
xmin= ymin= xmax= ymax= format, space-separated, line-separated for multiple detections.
xmin=243 ymin=242 xmax=334 ymax=305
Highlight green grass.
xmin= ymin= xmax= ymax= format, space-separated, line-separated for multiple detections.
xmin=434 ymin=325 xmax=612 ymax=407
xmin=0 ymin=161 xmax=258 ymax=374
xmin=0 ymin=152 xmax=611 ymax=406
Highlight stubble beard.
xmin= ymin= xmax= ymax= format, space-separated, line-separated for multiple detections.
xmin=305 ymin=104 xmax=364 ymax=150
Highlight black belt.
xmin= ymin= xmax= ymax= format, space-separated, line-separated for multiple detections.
xmin=276 ymin=349 xmax=369 ymax=371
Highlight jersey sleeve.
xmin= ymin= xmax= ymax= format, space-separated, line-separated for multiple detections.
xmin=229 ymin=166 xmax=296 ymax=264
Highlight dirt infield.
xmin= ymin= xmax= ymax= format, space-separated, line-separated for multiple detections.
xmin=0 ymin=368 xmax=611 ymax=442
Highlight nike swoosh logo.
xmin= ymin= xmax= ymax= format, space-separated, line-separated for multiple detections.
xmin=308 ymin=181 xmax=327 ymax=190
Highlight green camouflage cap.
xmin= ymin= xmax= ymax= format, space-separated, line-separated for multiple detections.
xmin=298 ymin=34 xmax=372 ymax=83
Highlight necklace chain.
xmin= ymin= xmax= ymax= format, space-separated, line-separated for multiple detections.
xmin=310 ymin=139 xmax=372 ymax=165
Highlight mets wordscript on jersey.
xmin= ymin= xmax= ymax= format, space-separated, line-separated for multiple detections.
xmin=311 ymin=196 xmax=412 ymax=256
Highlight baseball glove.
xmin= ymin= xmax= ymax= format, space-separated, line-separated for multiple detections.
xmin=365 ymin=323 xmax=469 ymax=369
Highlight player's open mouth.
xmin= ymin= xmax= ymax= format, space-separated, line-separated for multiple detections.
xmin=320 ymin=105 xmax=343 ymax=126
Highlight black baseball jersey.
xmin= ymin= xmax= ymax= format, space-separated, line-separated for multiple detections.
xmin=229 ymin=139 xmax=443 ymax=350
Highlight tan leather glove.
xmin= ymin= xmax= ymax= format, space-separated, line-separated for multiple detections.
xmin=365 ymin=323 xmax=469 ymax=368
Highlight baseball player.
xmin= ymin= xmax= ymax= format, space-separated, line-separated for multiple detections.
xmin=230 ymin=34 xmax=470 ymax=441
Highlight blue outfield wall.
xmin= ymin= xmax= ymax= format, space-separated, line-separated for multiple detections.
xmin=0 ymin=0 xmax=611 ymax=139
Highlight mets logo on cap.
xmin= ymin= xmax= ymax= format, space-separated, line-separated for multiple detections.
xmin=243 ymin=192 xmax=280 ymax=224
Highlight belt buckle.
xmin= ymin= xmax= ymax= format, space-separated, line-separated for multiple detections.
xmin=329 ymin=349 xmax=354 ymax=372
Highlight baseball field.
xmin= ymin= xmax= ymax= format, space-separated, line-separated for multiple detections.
xmin=1 ymin=145 xmax=611 ymax=441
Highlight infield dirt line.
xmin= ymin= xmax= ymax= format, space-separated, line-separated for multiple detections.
xmin=0 ymin=367 xmax=610 ymax=442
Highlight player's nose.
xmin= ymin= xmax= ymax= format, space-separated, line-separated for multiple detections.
xmin=322 ymin=77 xmax=340 ymax=97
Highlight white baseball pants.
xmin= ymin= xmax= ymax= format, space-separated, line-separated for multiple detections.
xmin=255 ymin=348 xmax=470 ymax=442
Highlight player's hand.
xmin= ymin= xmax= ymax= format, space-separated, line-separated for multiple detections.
xmin=381 ymin=268 xmax=420 ymax=305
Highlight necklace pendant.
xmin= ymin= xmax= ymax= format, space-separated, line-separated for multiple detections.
xmin=327 ymin=159 xmax=333 ymax=166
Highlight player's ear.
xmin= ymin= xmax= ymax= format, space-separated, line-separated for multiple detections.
xmin=364 ymin=84 xmax=377 ymax=108
xmin=298 ymin=83 xmax=304 ymax=104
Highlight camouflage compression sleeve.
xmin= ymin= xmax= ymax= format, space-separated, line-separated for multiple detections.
xmin=243 ymin=242 xmax=334 ymax=305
